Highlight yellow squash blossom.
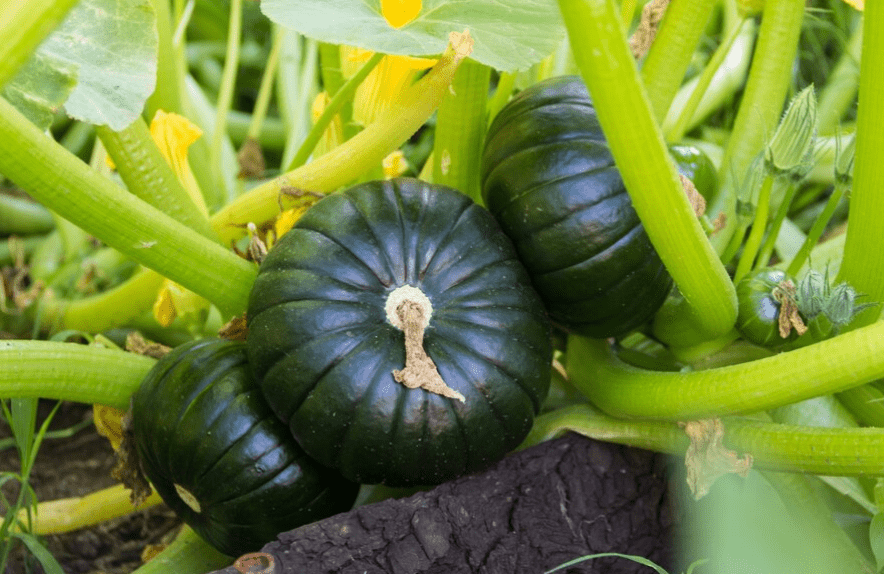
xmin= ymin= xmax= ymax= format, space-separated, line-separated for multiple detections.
xmin=147 ymin=111 xmax=211 ymax=328
xmin=341 ymin=46 xmax=437 ymax=127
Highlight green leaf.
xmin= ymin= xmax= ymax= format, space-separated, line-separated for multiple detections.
xmin=260 ymin=0 xmax=564 ymax=72
xmin=9 ymin=532 xmax=65 ymax=574
xmin=2 ymin=0 xmax=157 ymax=131
xmin=870 ymin=512 xmax=884 ymax=573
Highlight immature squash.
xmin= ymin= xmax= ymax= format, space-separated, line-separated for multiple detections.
xmin=481 ymin=75 xmax=673 ymax=338
xmin=132 ymin=339 xmax=358 ymax=556
xmin=247 ymin=178 xmax=552 ymax=486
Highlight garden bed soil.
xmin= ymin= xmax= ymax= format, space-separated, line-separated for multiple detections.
xmin=2 ymin=403 xmax=676 ymax=574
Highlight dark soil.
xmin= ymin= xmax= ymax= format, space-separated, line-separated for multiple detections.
xmin=0 ymin=401 xmax=181 ymax=574
xmin=2 ymin=403 xmax=676 ymax=574
xmin=210 ymin=432 xmax=675 ymax=574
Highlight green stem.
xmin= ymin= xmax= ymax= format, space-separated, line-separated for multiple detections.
xmin=96 ymin=118 xmax=217 ymax=242
xmin=837 ymin=1 xmax=884 ymax=328
xmin=640 ymin=0 xmax=715 ymax=125
xmin=718 ymin=0 xmax=805 ymax=191
xmin=755 ymin=181 xmax=798 ymax=276
xmin=145 ymin=0 xmax=185 ymax=117
xmin=663 ymin=17 xmax=751 ymax=143
xmin=319 ymin=41 xmax=345 ymax=96
xmin=227 ymin=111 xmax=286 ymax=149
xmin=0 ymin=195 xmax=54 ymax=235
xmin=837 ymin=384 xmax=884 ymax=428
xmin=787 ymin=182 xmax=846 ymax=277
xmin=0 ymin=96 xmax=256 ymax=317
xmin=432 ymin=59 xmax=491 ymax=204
xmin=733 ymin=173 xmax=774 ymax=282
xmin=210 ymin=0 xmax=242 ymax=192
xmin=567 ymin=319 xmax=884 ymax=419
xmin=486 ymin=71 xmax=515 ymax=127
xmin=39 ymin=268 xmax=165 ymax=333
xmin=245 ymin=27 xmax=284 ymax=142
xmin=0 ymin=0 xmax=80 ymax=89
xmin=212 ymin=33 xmax=474 ymax=244
xmin=816 ymin=19 xmax=862 ymax=136
xmin=0 ymin=340 xmax=155 ymax=410
xmin=557 ymin=0 xmax=736 ymax=341
xmin=130 ymin=526 xmax=232 ymax=572
xmin=286 ymin=51 xmax=384 ymax=171
xmin=524 ymin=404 xmax=884 ymax=476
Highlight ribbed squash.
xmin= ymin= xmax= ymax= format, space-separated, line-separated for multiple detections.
xmin=246 ymin=178 xmax=552 ymax=486
xmin=481 ymin=75 xmax=673 ymax=338
xmin=132 ymin=338 xmax=358 ymax=556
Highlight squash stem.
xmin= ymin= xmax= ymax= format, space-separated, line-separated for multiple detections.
xmin=717 ymin=0 xmax=805 ymax=199
xmin=786 ymin=182 xmax=847 ymax=277
xmin=145 ymin=0 xmax=185 ymax=117
xmin=836 ymin=1 xmax=884 ymax=328
xmin=0 ymin=341 xmax=155 ymax=410
xmin=733 ymin=173 xmax=774 ymax=282
xmin=639 ymin=0 xmax=715 ymax=125
xmin=432 ymin=59 xmax=491 ymax=204
xmin=211 ymin=31 xmax=475 ymax=245
xmin=10 ymin=484 xmax=163 ymax=536
xmin=286 ymin=51 xmax=384 ymax=171
xmin=38 ymin=268 xmax=165 ymax=333
xmin=245 ymin=27 xmax=285 ymax=143
xmin=96 ymin=117 xmax=218 ymax=242
xmin=130 ymin=525 xmax=233 ymax=571
xmin=816 ymin=19 xmax=862 ymax=136
xmin=209 ymin=0 xmax=242 ymax=193
xmin=556 ymin=0 xmax=737 ymax=342
xmin=0 ymin=97 xmax=257 ymax=318
xmin=566 ymin=319 xmax=884 ymax=419
xmin=663 ymin=16 xmax=751 ymax=143
xmin=523 ymin=403 xmax=884 ymax=476
xmin=0 ymin=0 xmax=80 ymax=89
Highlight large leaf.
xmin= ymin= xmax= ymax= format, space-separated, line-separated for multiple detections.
xmin=260 ymin=0 xmax=565 ymax=72
xmin=2 ymin=0 xmax=157 ymax=131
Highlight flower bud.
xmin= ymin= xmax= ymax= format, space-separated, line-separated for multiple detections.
xmin=765 ymin=86 xmax=817 ymax=180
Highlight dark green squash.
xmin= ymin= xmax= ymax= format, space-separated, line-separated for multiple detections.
xmin=246 ymin=178 xmax=552 ymax=486
xmin=131 ymin=338 xmax=358 ymax=556
xmin=481 ymin=75 xmax=674 ymax=338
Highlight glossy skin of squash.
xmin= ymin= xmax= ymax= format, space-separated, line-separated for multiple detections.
xmin=132 ymin=339 xmax=358 ymax=556
xmin=481 ymin=75 xmax=673 ymax=338
xmin=247 ymin=178 xmax=552 ymax=486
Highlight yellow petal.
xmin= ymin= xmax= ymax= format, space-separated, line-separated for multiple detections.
xmin=93 ymin=404 xmax=126 ymax=451
xmin=383 ymin=150 xmax=409 ymax=179
xmin=152 ymin=283 xmax=177 ymax=327
xmin=310 ymin=91 xmax=344 ymax=158
xmin=354 ymin=54 xmax=436 ymax=126
xmin=152 ymin=279 xmax=208 ymax=328
xmin=381 ymin=0 xmax=422 ymax=29
xmin=149 ymin=110 xmax=208 ymax=216
xmin=273 ymin=203 xmax=314 ymax=242
xmin=842 ymin=0 xmax=862 ymax=9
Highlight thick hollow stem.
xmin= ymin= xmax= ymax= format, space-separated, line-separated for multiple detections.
xmin=0 ymin=96 xmax=257 ymax=318
xmin=556 ymin=0 xmax=736 ymax=341
xmin=524 ymin=404 xmax=884 ymax=476
xmin=718 ymin=0 xmax=805 ymax=190
xmin=10 ymin=484 xmax=162 ymax=536
xmin=432 ymin=59 xmax=491 ymax=204
xmin=640 ymin=0 xmax=715 ymax=125
xmin=0 ymin=340 xmax=155 ymax=409
xmin=567 ymin=318 xmax=884 ymax=420
xmin=837 ymin=1 xmax=884 ymax=328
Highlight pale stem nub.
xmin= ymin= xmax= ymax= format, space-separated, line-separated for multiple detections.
xmin=386 ymin=285 xmax=465 ymax=402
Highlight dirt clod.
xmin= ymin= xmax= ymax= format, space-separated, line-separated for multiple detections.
xmin=208 ymin=433 xmax=673 ymax=574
